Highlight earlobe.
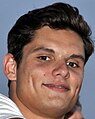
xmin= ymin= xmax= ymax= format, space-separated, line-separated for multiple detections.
xmin=3 ymin=53 xmax=17 ymax=81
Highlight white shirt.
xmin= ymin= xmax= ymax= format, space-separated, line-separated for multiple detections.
xmin=0 ymin=93 xmax=25 ymax=119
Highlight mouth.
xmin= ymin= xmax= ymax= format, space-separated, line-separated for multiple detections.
xmin=42 ymin=83 xmax=70 ymax=93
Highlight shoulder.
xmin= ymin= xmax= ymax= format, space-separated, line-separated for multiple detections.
xmin=0 ymin=93 xmax=25 ymax=119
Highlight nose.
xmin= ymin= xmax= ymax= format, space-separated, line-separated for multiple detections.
xmin=52 ymin=61 xmax=70 ymax=79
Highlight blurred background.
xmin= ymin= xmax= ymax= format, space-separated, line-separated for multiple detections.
xmin=0 ymin=0 xmax=95 ymax=118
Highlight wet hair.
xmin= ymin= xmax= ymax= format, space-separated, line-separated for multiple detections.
xmin=8 ymin=2 xmax=94 ymax=88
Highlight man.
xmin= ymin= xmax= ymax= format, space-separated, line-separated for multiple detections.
xmin=2 ymin=2 xmax=94 ymax=119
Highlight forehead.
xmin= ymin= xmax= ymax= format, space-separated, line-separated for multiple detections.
xmin=34 ymin=26 xmax=84 ymax=48
xmin=23 ymin=26 xmax=85 ymax=58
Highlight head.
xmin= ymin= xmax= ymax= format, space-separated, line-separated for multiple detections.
xmin=4 ymin=2 xmax=94 ymax=119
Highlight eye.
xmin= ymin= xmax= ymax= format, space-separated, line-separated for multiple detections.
xmin=37 ymin=56 xmax=50 ymax=61
xmin=67 ymin=62 xmax=79 ymax=68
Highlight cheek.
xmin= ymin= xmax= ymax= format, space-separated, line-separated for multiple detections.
xmin=31 ymin=63 xmax=51 ymax=78
xmin=70 ymin=72 xmax=84 ymax=93
xmin=28 ymin=66 xmax=47 ymax=85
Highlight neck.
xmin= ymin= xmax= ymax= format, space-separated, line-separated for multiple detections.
xmin=9 ymin=82 xmax=65 ymax=119
xmin=11 ymin=94 xmax=65 ymax=119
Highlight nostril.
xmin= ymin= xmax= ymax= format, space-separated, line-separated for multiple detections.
xmin=52 ymin=63 xmax=70 ymax=79
xmin=64 ymin=72 xmax=70 ymax=79
xmin=56 ymin=72 xmax=70 ymax=79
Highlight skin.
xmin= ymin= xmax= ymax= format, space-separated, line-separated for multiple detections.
xmin=4 ymin=26 xmax=85 ymax=119
xmin=68 ymin=111 xmax=84 ymax=119
xmin=67 ymin=106 xmax=84 ymax=119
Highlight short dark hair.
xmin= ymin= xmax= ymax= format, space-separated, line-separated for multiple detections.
xmin=7 ymin=2 xmax=94 ymax=88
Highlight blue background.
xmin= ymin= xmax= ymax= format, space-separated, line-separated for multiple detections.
xmin=0 ymin=0 xmax=95 ymax=119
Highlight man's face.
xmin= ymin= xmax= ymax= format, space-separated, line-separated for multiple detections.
xmin=16 ymin=26 xmax=85 ymax=116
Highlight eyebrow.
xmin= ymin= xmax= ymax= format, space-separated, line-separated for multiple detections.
xmin=31 ymin=47 xmax=55 ymax=54
xmin=31 ymin=47 xmax=85 ymax=62
xmin=69 ymin=54 xmax=85 ymax=62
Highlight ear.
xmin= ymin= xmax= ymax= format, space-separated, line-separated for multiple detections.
xmin=3 ymin=53 xmax=17 ymax=81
